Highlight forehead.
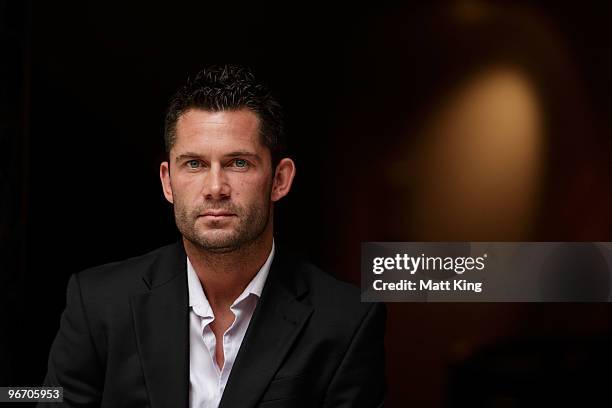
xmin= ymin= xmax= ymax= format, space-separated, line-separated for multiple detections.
xmin=173 ymin=108 xmax=263 ymax=153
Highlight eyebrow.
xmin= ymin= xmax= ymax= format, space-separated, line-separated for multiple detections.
xmin=174 ymin=151 xmax=261 ymax=163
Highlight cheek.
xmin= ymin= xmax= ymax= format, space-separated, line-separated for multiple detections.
xmin=171 ymin=180 xmax=203 ymax=209
xmin=232 ymin=176 xmax=270 ymax=201
xmin=173 ymin=176 xmax=201 ymax=195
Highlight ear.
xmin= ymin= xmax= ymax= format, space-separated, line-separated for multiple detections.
xmin=160 ymin=161 xmax=174 ymax=204
xmin=271 ymin=158 xmax=296 ymax=202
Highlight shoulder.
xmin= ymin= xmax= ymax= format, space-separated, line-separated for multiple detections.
xmin=73 ymin=242 xmax=183 ymax=298
xmin=299 ymin=260 xmax=362 ymax=306
xmin=282 ymin=253 xmax=386 ymax=327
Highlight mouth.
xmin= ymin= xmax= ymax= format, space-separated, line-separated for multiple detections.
xmin=198 ymin=211 xmax=236 ymax=219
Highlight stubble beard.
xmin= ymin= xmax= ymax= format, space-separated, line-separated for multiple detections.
xmin=173 ymin=192 xmax=272 ymax=254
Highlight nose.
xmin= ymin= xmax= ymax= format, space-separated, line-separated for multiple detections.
xmin=202 ymin=163 xmax=231 ymax=200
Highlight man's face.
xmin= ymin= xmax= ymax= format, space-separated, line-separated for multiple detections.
xmin=160 ymin=108 xmax=274 ymax=253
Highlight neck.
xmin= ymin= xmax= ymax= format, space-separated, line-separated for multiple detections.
xmin=183 ymin=229 xmax=273 ymax=309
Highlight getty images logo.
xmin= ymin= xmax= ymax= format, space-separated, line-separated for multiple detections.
xmin=372 ymin=253 xmax=488 ymax=275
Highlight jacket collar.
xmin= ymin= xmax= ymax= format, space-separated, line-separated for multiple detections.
xmin=219 ymin=246 xmax=313 ymax=408
xmin=132 ymin=240 xmax=313 ymax=408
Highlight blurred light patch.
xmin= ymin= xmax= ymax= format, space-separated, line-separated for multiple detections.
xmin=406 ymin=66 xmax=545 ymax=240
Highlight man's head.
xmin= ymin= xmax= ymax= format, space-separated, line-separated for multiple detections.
xmin=160 ymin=65 xmax=295 ymax=253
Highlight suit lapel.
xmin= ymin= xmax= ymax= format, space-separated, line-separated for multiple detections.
xmin=219 ymin=249 xmax=314 ymax=408
xmin=131 ymin=242 xmax=190 ymax=408
xmin=129 ymin=242 xmax=313 ymax=408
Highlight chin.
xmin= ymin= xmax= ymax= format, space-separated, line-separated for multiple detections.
xmin=203 ymin=245 xmax=239 ymax=254
xmin=194 ymin=230 xmax=240 ymax=250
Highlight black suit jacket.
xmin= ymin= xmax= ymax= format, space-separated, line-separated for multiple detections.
xmin=40 ymin=242 xmax=386 ymax=407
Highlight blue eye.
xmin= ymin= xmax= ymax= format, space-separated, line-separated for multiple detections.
xmin=234 ymin=159 xmax=248 ymax=168
xmin=186 ymin=160 xmax=200 ymax=169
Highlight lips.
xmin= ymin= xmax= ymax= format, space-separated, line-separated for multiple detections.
xmin=199 ymin=210 xmax=236 ymax=217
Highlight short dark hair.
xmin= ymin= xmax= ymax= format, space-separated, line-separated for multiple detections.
xmin=164 ymin=64 xmax=285 ymax=167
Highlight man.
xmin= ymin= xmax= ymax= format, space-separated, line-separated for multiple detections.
xmin=41 ymin=65 xmax=386 ymax=407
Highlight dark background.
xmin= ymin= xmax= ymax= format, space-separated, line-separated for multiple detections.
xmin=2 ymin=1 xmax=612 ymax=406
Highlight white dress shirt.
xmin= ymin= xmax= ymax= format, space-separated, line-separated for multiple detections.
xmin=187 ymin=242 xmax=275 ymax=408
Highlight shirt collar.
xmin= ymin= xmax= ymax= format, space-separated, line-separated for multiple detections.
xmin=187 ymin=240 xmax=275 ymax=313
